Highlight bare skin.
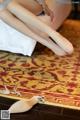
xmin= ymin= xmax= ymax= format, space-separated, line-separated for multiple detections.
xmin=0 ymin=0 xmax=73 ymax=56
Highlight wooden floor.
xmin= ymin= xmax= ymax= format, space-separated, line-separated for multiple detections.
xmin=0 ymin=96 xmax=80 ymax=120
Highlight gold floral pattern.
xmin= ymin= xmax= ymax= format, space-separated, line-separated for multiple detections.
xmin=0 ymin=19 xmax=80 ymax=109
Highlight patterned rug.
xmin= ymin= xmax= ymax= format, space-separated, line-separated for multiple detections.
xmin=0 ymin=19 xmax=80 ymax=110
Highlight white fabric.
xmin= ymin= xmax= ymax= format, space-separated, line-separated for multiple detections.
xmin=0 ymin=19 xmax=36 ymax=56
xmin=0 ymin=4 xmax=71 ymax=56
xmin=0 ymin=15 xmax=52 ymax=57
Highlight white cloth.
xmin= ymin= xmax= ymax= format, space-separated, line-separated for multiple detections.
xmin=0 ymin=5 xmax=71 ymax=56
xmin=0 ymin=19 xmax=37 ymax=56
xmin=0 ymin=15 xmax=52 ymax=57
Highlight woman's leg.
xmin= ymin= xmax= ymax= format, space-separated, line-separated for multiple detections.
xmin=0 ymin=9 xmax=66 ymax=56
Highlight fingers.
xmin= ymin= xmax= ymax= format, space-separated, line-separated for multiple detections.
xmin=7 ymin=1 xmax=73 ymax=55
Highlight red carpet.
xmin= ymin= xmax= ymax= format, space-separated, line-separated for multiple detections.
xmin=0 ymin=19 xmax=80 ymax=110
